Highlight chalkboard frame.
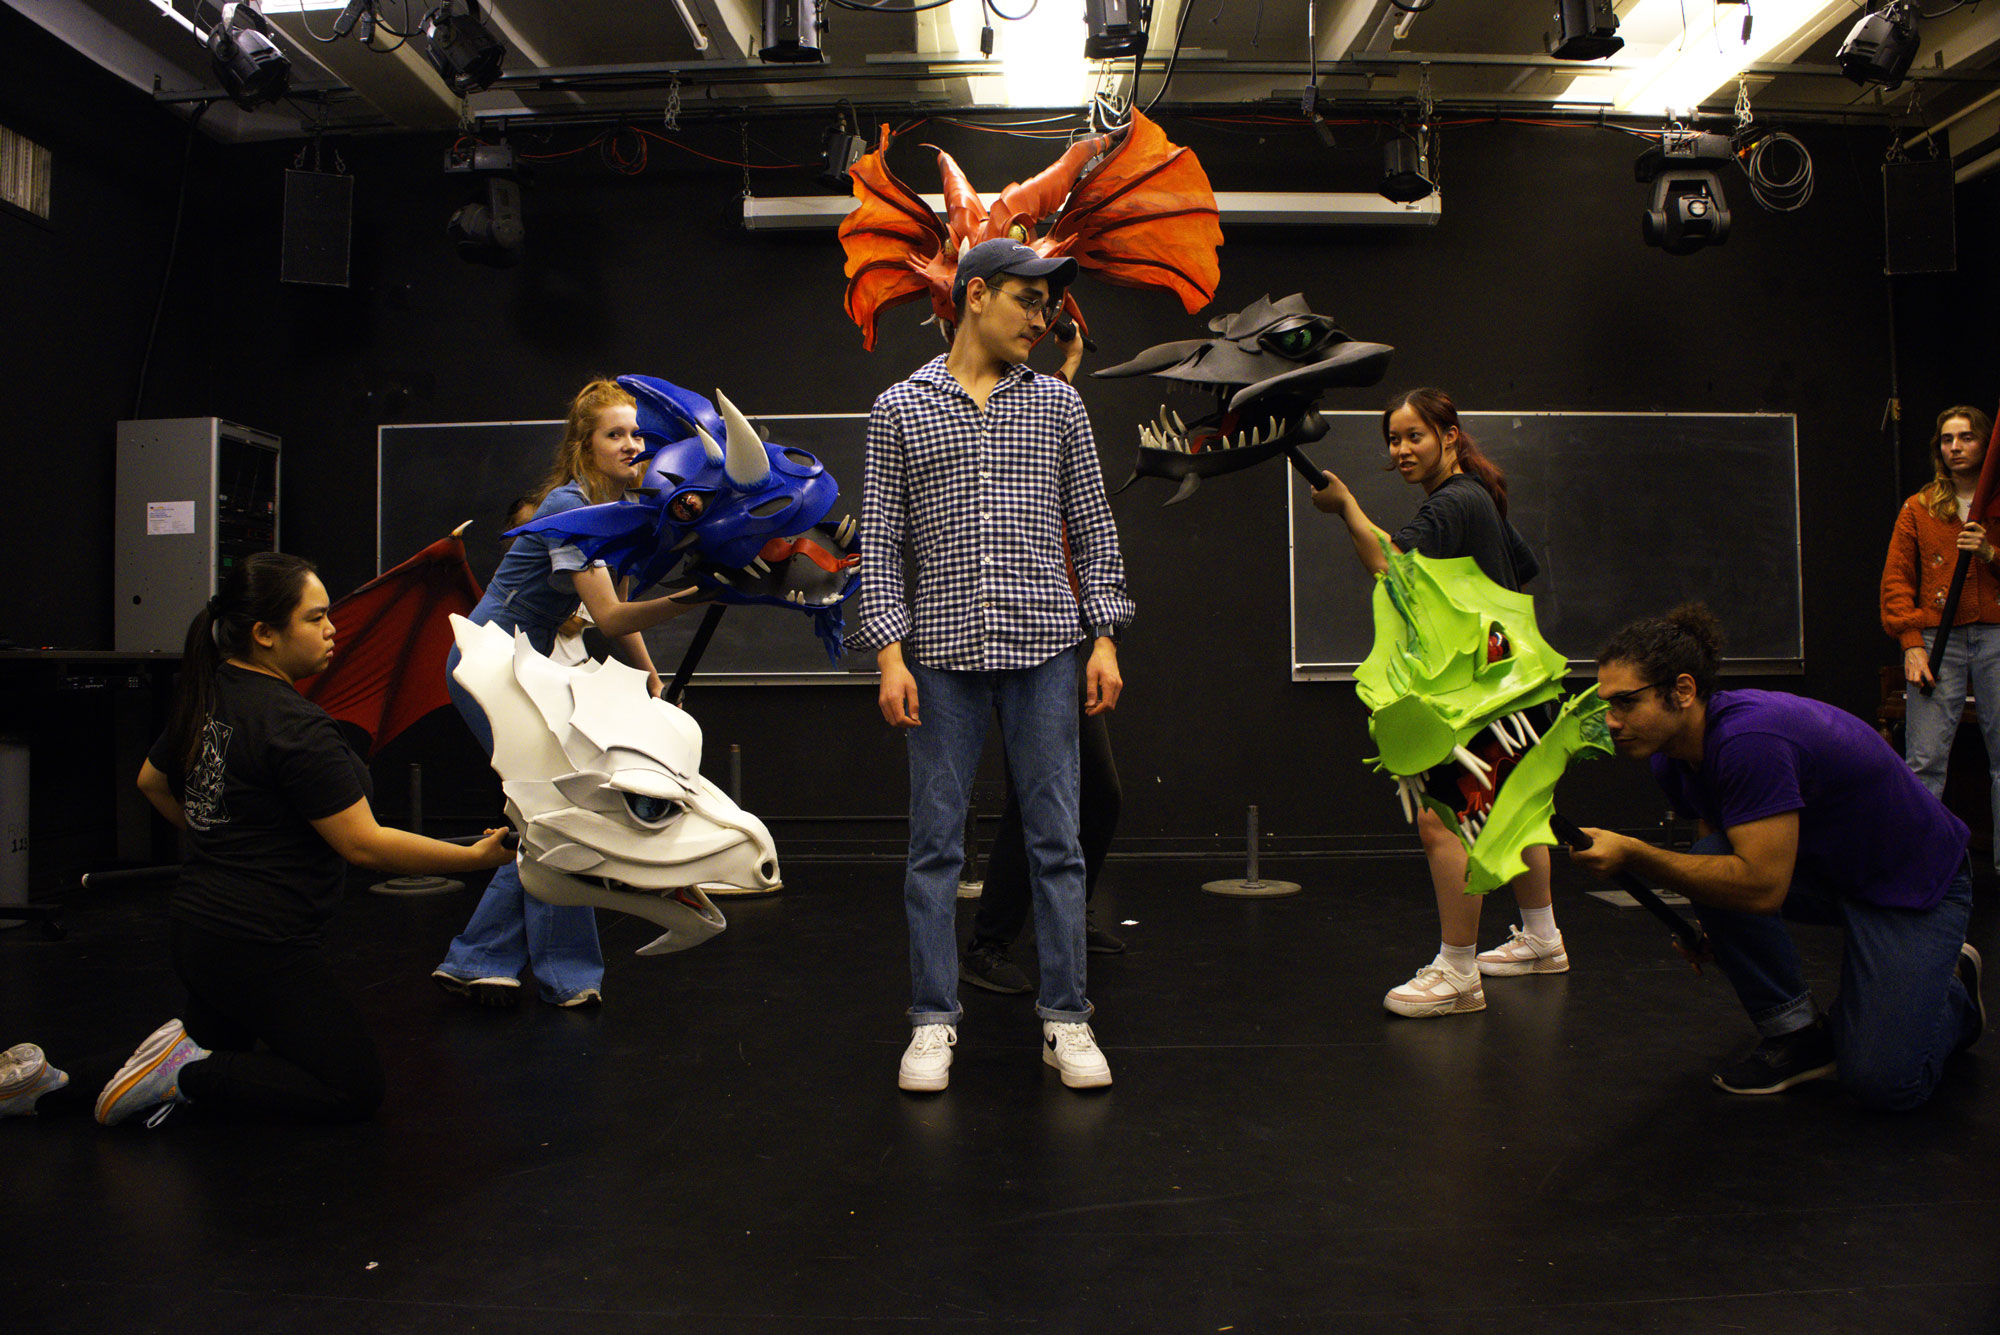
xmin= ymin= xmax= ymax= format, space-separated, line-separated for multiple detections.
xmin=1285 ymin=411 xmax=1803 ymax=682
xmin=377 ymin=413 xmax=880 ymax=686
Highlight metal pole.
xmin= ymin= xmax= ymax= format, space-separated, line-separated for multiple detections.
xmin=1202 ymin=803 xmax=1300 ymax=897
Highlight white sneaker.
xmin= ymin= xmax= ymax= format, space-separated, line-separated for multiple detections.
xmin=1042 ymin=1020 xmax=1112 ymax=1088
xmin=898 ymin=1024 xmax=956 ymax=1092
xmin=1476 ymin=926 xmax=1570 ymax=976
xmin=1383 ymin=957 xmax=1486 ymax=1018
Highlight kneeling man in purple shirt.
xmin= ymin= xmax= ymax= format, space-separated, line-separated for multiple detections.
xmin=1570 ymin=604 xmax=1985 ymax=1110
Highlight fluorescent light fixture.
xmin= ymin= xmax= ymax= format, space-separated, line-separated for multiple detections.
xmin=1608 ymin=0 xmax=1853 ymax=115
xmin=145 ymin=0 xmax=198 ymax=34
xmin=950 ymin=0 xmax=1093 ymax=107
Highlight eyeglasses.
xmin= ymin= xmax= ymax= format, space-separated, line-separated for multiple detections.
xmin=998 ymin=288 xmax=1054 ymax=322
xmin=1602 ymin=681 xmax=1667 ymax=715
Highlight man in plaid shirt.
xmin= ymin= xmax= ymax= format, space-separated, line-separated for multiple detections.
xmin=850 ymin=239 xmax=1135 ymax=1093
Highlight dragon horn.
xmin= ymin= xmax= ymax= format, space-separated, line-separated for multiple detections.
xmin=716 ymin=391 xmax=770 ymax=488
xmin=696 ymin=424 xmax=724 ymax=466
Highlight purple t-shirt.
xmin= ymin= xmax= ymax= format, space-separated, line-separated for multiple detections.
xmin=1650 ymin=689 xmax=1967 ymax=910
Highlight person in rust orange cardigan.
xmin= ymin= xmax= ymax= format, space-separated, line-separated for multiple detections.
xmin=1881 ymin=404 xmax=2000 ymax=862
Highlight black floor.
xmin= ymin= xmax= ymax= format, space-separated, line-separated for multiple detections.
xmin=5 ymin=854 xmax=1998 ymax=1334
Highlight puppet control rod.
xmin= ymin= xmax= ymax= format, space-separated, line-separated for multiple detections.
xmin=1550 ymin=814 xmax=1708 ymax=958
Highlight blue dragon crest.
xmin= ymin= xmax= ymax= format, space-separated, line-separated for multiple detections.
xmin=512 ymin=375 xmax=860 ymax=660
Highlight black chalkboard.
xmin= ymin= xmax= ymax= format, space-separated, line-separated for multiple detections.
xmin=1287 ymin=412 xmax=1801 ymax=677
xmin=378 ymin=413 xmax=874 ymax=683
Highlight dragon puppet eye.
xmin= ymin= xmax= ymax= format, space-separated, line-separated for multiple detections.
xmin=623 ymin=792 xmax=685 ymax=826
xmin=1262 ymin=325 xmax=1322 ymax=356
xmin=669 ymin=491 xmax=711 ymax=522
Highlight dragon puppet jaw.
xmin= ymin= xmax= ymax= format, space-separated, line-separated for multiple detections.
xmin=1095 ymin=293 xmax=1393 ymax=505
xmin=449 ymin=615 xmax=781 ymax=956
xmin=837 ymin=109 xmax=1221 ymax=350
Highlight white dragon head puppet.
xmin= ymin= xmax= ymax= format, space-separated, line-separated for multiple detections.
xmin=449 ymin=614 xmax=780 ymax=955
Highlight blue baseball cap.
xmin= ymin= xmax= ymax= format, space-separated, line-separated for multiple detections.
xmin=951 ymin=238 xmax=1078 ymax=312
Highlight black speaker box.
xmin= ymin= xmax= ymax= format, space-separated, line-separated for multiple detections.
xmin=282 ymin=168 xmax=353 ymax=287
xmin=1883 ymin=157 xmax=1956 ymax=276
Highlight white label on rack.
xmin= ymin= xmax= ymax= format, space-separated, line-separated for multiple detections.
xmin=146 ymin=501 xmax=196 ymax=536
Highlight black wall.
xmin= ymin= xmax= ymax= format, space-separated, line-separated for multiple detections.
xmin=8 ymin=3 xmax=1992 ymax=859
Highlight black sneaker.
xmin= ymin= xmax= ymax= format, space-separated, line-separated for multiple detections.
xmin=1712 ymin=1020 xmax=1837 ymax=1095
xmin=960 ymin=944 xmax=1031 ymax=995
xmin=1958 ymin=944 xmax=1985 ymax=1050
xmin=1084 ymin=910 xmax=1126 ymax=955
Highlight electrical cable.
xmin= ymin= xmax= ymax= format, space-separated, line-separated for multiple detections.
xmin=133 ymin=102 xmax=212 ymax=422
xmin=983 ymin=0 xmax=1039 ymax=18
xmin=1141 ymin=0 xmax=1200 ymax=115
xmin=825 ymin=0 xmax=957 ymax=12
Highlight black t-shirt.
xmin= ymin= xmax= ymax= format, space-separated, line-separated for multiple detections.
xmin=148 ymin=663 xmax=373 ymax=945
xmin=1390 ymin=473 xmax=1540 ymax=591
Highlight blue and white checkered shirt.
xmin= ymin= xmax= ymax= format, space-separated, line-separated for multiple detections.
xmin=848 ymin=355 xmax=1135 ymax=671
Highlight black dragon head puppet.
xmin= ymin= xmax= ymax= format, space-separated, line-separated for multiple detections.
xmin=1095 ymin=293 xmax=1393 ymax=504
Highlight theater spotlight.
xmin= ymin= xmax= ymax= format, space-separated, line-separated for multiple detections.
xmin=208 ymin=2 xmax=292 ymax=109
xmin=1837 ymin=0 xmax=1920 ymax=89
xmin=760 ymin=0 xmax=826 ymax=63
xmin=1084 ymin=0 xmax=1152 ymax=60
xmin=421 ymin=0 xmax=507 ymax=97
xmin=1547 ymin=0 xmax=1624 ymax=60
xmin=1635 ymin=131 xmax=1733 ymax=255
xmin=445 ymin=142 xmax=522 ymax=267
xmin=1379 ymin=134 xmax=1435 ymax=204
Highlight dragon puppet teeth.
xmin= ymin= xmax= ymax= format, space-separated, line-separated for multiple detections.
xmin=1169 ymin=409 xmax=1188 ymax=437
xmin=1395 ymin=775 xmax=1417 ymax=824
xmin=1452 ymin=745 xmax=1496 ymax=790
xmin=1489 ymin=721 xmax=1518 ymax=756
xmin=1513 ymin=711 xmax=1542 ymax=746
xmin=835 ymin=514 xmax=855 ymax=545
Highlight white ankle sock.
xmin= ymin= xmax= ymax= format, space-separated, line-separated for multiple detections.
xmin=1441 ymin=943 xmax=1478 ymax=974
xmin=1520 ymin=905 xmax=1558 ymax=940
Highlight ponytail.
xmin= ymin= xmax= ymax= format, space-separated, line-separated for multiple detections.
xmin=1383 ymin=387 xmax=1511 ymax=519
xmin=162 ymin=552 xmax=318 ymax=774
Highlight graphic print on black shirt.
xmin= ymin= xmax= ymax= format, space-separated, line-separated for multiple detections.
xmin=185 ymin=719 xmax=232 ymax=830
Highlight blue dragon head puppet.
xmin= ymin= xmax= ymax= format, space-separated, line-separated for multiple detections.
xmin=1094 ymin=293 xmax=1394 ymax=504
xmin=512 ymin=375 xmax=859 ymax=659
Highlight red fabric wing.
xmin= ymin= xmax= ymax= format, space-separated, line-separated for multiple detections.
xmin=295 ymin=533 xmax=483 ymax=757
xmin=1973 ymin=401 xmax=2000 ymax=526
xmin=837 ymin=125 xmax=949 ymax=350
xmin=1045 ymin=111 xmax=1222 ymax=313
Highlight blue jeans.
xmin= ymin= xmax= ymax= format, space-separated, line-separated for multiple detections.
xmin=1904 ymin=621 xmax=2000 ymax=867
xmin=1690 ymin=832 xmax=1979 ymax=1111
xmin=436 ymin=644 xmax=605 ymax=1004
xmin=904 ymin=646 xmax=1090 ymax=1027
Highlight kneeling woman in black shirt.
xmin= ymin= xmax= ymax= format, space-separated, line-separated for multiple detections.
xmin=0 ymin=552 xmax=511 ymax=1126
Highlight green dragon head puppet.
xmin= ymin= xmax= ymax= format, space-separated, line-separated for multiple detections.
xmin=1357 ymin=543 xmax=1611 ymax=894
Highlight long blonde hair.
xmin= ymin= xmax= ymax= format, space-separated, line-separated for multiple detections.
xmin=533 ymin=378 xmax=637 ymax=507
xmin=1921 ymin=404 xmax=1995 ymax=522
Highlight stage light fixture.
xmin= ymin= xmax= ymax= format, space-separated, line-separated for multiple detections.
xmin=421 ymin=0 xmax=506 ymax=97
xmin=1547 ymin=0 xmax=1624 ymax=60
xmin=819 ymin=104 xmax=868 ymax=190
xmin=1837 ymin=0 xmax=1920 ymax=89
xmin=1084 ymin=0 xmax=1152 ymax=60
xmin=1379 ymin=134 xmax=1435 ymax=204
xmin=760 ymin=0 xmax=826 ymax=63
xmin=1635 ymin=131 xmax=1733 ymax=255
xmin=208 ymin=2 xmax=292 ymax=109
xmin=444 ymin=142 xmax=522 ymax=266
